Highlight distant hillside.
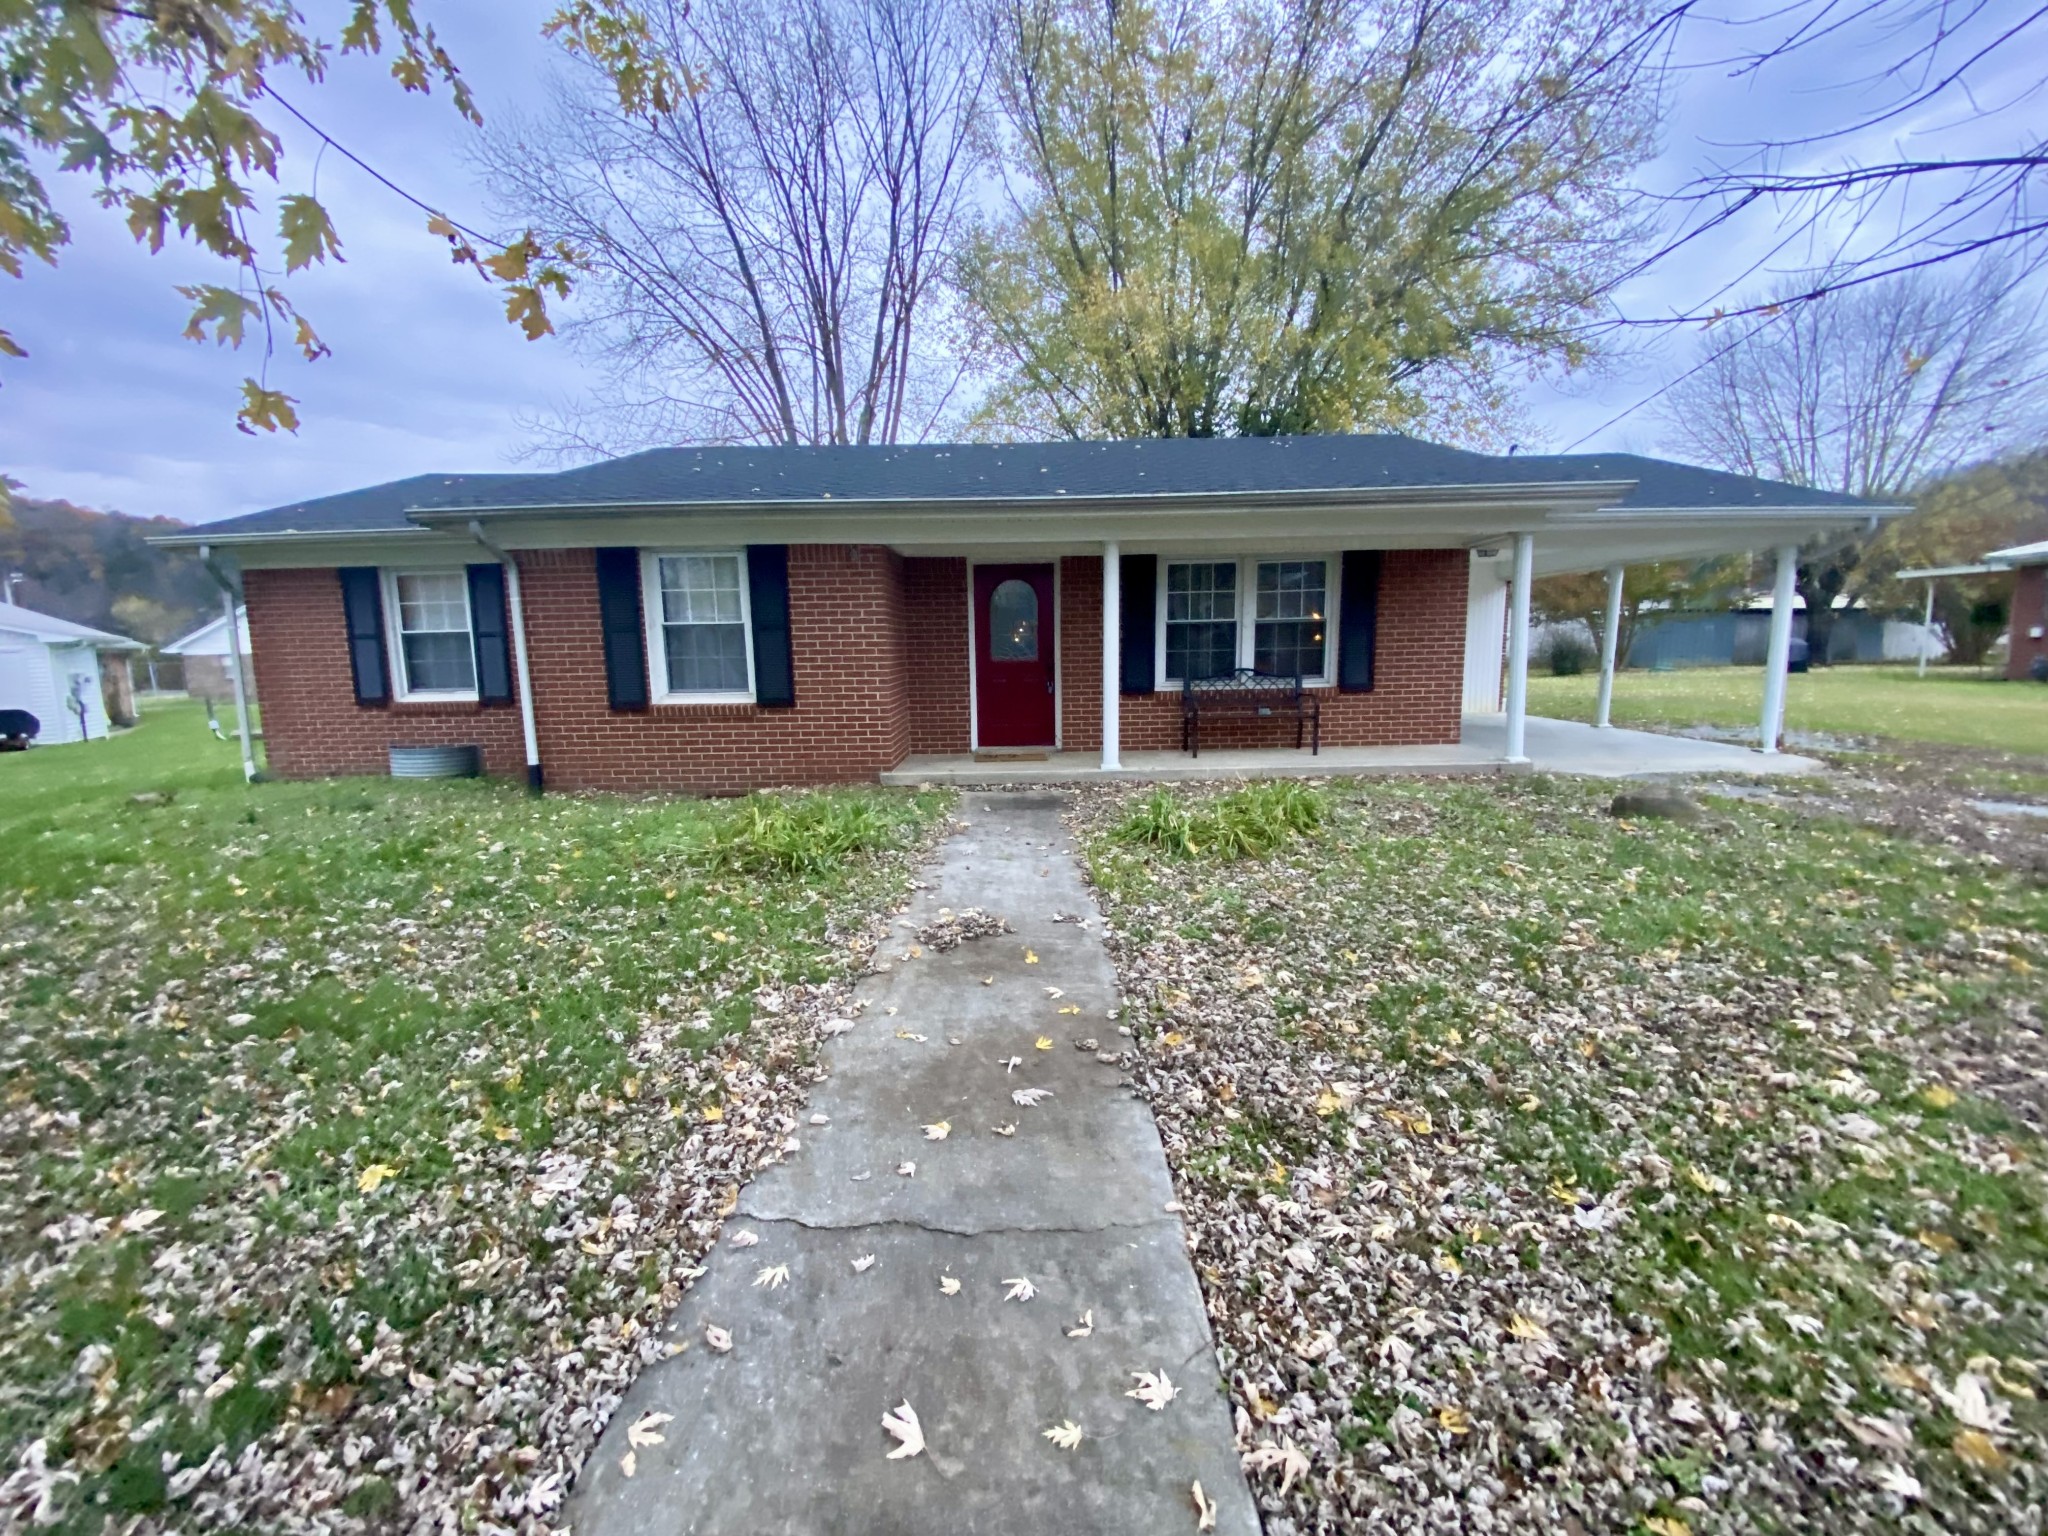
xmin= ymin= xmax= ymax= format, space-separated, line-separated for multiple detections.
xmin=0 ymin=493 xmax=215 ymax=644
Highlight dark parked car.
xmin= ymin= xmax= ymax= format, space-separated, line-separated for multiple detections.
xmin=0 ymin=709 xmax=40 ymax=750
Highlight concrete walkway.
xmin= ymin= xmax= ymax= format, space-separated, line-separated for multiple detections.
xmin=1460 ymin=714 xmax=1825 ymax=779
xmin=880 ymin=715 xmax=1823 ymax=786
xmin=566 ymin=794 xmax=1257 ymax=1536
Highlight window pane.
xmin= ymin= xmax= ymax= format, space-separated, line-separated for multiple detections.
xmin=1165 ymin=562 xmax=1239 ymax=681
xmin=1253 ymin=561 xmax=1325 ymax=678
xmin=392 ymin=572 xmax=474 ymax=692
xmin=1255 ymin=561 xmax=1324 ymax=621
xmin=396 ymin=572 xmax=469 ymax=635
xmin=1166 ymin=561 xmax=1236 ymax=622
xmin=1167 ymin=621 xmax=1239 ymax=682
xmin=665 ymin=622 xmax=749 ymax=693
xmin=402 ymin=631 xmax=477 ymax=693
xmin=659 ymin=554 xmax=744 ymax=625
xmin=989 ymin=579 xmax=1039 ymax=660
xmin=1253 ymin=622 xmax=1324 ymax=680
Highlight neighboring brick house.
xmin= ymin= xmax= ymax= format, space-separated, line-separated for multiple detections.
xmin=1985 ymin=541 xmax=2048 ymax=681
xmin=156 ymin=437 xmax=1895 ymax=794
xmin=160 ymin=606 xmax=255 ymax=705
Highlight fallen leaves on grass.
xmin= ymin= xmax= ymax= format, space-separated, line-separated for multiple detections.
xmin=1066 ymin=776 xmax=2048 ymax=1535
xmin=0 ymin=766 xmax=953 ymax=1533
xmin=1242 ymin=1438 xmax=1310 ymax=1494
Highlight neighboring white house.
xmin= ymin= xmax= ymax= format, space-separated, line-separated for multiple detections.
xmin=0 ymin=601 xmax=148 ymax=745
xmin=161 ymin=605 xmax=255 ymax=704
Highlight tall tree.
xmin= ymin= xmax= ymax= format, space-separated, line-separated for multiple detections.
xmin=1 ymin=2 xmax=579 ymax=430
xmin=1658 ymin=263 xmax=2048 ymax=661
xmin=957 ymin=0 xmax=1662 ymax=442
xmin=485 ymin=0 xmax=987 ymax=454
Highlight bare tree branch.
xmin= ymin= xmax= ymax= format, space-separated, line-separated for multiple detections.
xmin=479 ymin=0 xmax=987 ymax=456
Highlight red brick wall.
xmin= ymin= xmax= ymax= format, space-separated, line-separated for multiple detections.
xmin=244 ymin=567 xmax=528 ymax=779
xmin=2008 ymin=566 xmax=2047 ymax=681
xmin=1059 ymin=549 xmax=1468 ymax=751
xmin=245 ymin=543 xmax=1470 ymax=791
xmin=903 ymin=557 xmax=970 ymax=752
xmin=1060 ymin=556 xmax=1104 ymax=751
xmin=516 ymin=545 xmax=909 ymax=793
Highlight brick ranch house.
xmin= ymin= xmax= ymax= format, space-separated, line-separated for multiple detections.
xmin=157 ymin=437 xmax=1896 ymax=794
xmin=1986 ymin=540 xmax=2048 ymax=680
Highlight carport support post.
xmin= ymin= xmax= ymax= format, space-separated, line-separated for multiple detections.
xmin=1759 ymin=541 xmax=1800 ymax=754
xmin=1101 ymin=540 xmax=1121 ymax=771
xmin=1504 ymin=532 xmax=1533 ymax=764
xmin=1594 ymin=562 xmax=1624 ymax=728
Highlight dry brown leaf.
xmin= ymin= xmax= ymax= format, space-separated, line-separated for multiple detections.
xmin=882 ymin=1400 xmax=925 ymax=1460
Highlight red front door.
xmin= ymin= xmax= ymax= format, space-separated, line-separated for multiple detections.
xmin=973 ymin=563 xmax=1057 ymax=748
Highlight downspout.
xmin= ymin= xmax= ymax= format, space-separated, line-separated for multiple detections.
xmin=197 ymin=544 xmax=258 ymax=783
xmin=467 ymin=520 xmax=544 ymax=793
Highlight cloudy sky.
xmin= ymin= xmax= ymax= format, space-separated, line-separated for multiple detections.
xmin=1 ymin=1 xmax=2036 ymax=526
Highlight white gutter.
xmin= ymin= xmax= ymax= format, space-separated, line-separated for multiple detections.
xmin=466 ymin=520 xmax=544 ymax=793
xmin=197 ymin=544 xmax=258 ymax=783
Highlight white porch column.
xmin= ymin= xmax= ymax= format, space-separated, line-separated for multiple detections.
xmin=1504 ymin=532 xmax=1534 ymax=764
xmin=1594 ymin=562 xmax=1624 ymax=729
xmin=1101 ymin=541 xmax=1121 ymax=771
xmin=1759 ymin=541 xmax=1800 ymax=754
xmin=1918 ymin=580 xmax=1936 ymax=677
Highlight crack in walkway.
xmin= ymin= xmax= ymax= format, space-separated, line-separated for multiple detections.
xmin=737 ymin=1210 xmax=1186 ymax=1240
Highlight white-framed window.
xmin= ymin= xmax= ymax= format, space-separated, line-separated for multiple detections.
xmin=641 ymin=550 xmax=756 ymax=702
xmin=1156 ymin=556 xmax=1335 ymax=688
xmin=382 ymin=569 xmax=478 ymax=700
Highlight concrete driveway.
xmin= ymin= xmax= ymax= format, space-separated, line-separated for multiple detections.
xmin=565 ymin=793 xmax=1257 ymax=1536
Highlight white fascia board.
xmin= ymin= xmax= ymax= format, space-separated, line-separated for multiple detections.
xmin=1895 ymin=563 xmax=2001 ymax=580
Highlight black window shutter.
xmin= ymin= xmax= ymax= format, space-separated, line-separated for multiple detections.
xmin=594 ymin=547 xmax=649 ymax=710
xmin=1338 ymin=550 xmax=1382 ymax=693
xmin=338 ymin=567 xmax=390 ymax=706
xmin=1119 ymin=552 xmax=1157 ymax=694
xmin=466 ymin=562 xmax=514 ymax=705
xmin=745 ymin=544 xmax=796 ymax=708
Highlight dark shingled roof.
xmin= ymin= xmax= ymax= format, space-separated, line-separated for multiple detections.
xmin=185 ymin=436 xmax=1884 ymax=540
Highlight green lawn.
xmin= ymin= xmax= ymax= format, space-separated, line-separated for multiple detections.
xmin=0 ymin=701 xmax=947 ymax=1532
xmin=1528 ymin=665 xmax=2048 ymax=755
xmin=1080 ymin=778 xmax=2048 ymax=1532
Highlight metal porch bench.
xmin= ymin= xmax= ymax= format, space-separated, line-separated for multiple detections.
xmin=1180 ymin=669 xmax=1319 ymax=757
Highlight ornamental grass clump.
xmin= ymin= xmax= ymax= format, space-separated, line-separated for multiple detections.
xmin=706 ymin=790 xmax=921 ymax=877
xmin=1113 ymin=782 xmax=1324 ymax=860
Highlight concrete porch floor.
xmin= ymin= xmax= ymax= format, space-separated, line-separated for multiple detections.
xmin=878 ymin=715 xmax=1825 ymax=785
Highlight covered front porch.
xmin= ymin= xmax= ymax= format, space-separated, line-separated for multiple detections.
xmin=880 ymin=713 xmax=1825 ymax=784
